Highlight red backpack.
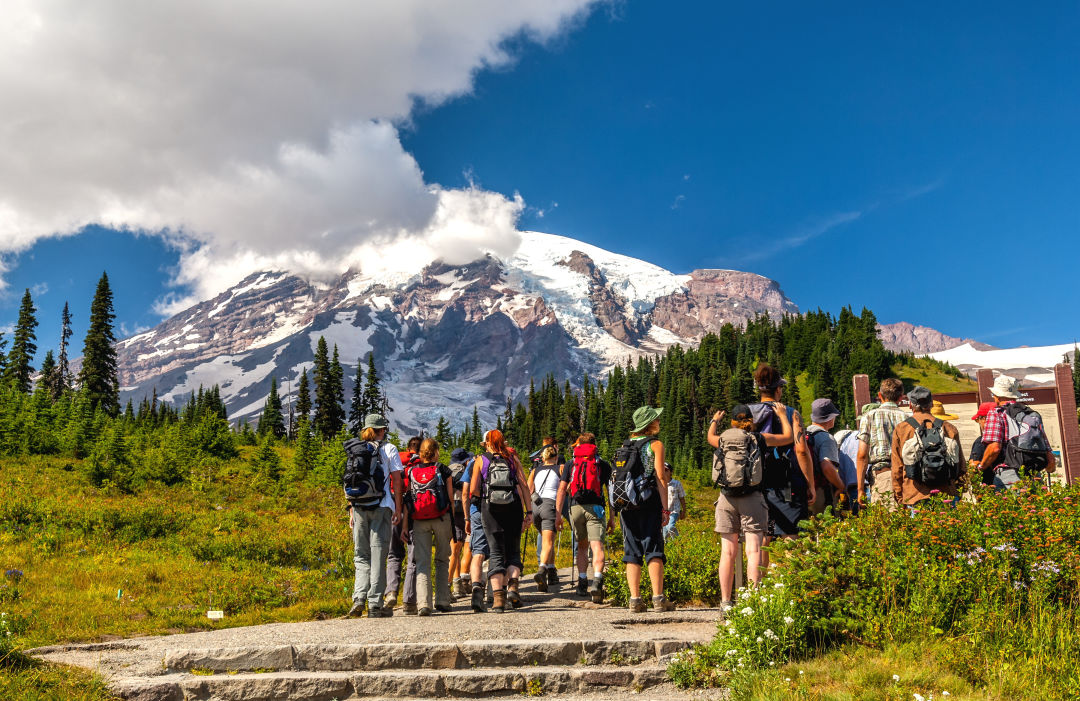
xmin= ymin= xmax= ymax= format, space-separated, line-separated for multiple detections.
xmin=405 ymin=462 xmax=450 ymax=520
xmin=569 ymin=444 xmax=603 ymax=500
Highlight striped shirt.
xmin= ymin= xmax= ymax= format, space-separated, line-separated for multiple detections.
xmin=857 ymin=402 xmax=907 ymax=469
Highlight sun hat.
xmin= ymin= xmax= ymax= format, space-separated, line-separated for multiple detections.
xmin=930 ymin=400 xmax=958 ymax=421
xmin=988 ymin=375 xmax=1021 ymax=400
xmin=632 ymin=406 xmax=663 ymax=433
xmin=971 ymin=402 xmax=995 ymax=421
xmin=811 ymin=398 xmax=841 ymax=424
xmin=450 ymin=447 xmax=473 ymax=464
xmin=363 ymin=413 xmax=389 ymax=430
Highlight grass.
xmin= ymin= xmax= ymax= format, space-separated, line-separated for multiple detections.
xmin=892 ymin=357 xmax=976 ymax=394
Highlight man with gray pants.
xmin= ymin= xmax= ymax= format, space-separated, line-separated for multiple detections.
xmin=347 ymin=414 xmax=404 ymax=618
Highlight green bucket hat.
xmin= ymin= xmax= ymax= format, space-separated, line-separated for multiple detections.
xmin=632 ymin=406 xmax=663 ymax=434
xmin=363 ymin=413 xmax=389 ymax=430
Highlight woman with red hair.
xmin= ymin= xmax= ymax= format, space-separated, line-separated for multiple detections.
xmin=467 ymin=429 xmax=531 ymax=613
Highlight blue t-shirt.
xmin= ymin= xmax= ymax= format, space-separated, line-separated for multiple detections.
xmin=462 ymin=464 xmax=480 ymax=515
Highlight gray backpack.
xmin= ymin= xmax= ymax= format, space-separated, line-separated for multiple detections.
xmin=483 ymin=453 xmax=517 ymax=505
xmin=712 ymin=428 xmax=764 ymax=496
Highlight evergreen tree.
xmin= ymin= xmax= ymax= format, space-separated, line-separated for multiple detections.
xmin=287 ymin=417 xmax=317 ymax=483
xmin=360 ymin=353 xmax=384 ymax=421
xmin=329 ymin=345 xmax=346 ymax=435
xmin=296 ymin=368 xmax=312 ymax=419
xmin=348 ymin=357 xmax=365 ymax=435
xmin=251 ymin=434 xmax=282 ymax=482
xmin=435 ymin=415 xmax=452 ymax=447
xmin=54 ymin=302 xmax=74 ymax=399
xmin=79 ymin=273 xmax=120 ymax=415
xmin=39 ymin=350 xmax=57 ymax=396
xmin=4 ymin=288 xmax=38 ymax=393
xmin=312 ymin=336 xmax=335 ymax=440
xmin=257 ymin=377 xmax=285 ymax=438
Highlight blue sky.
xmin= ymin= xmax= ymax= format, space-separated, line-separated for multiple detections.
xmin=3 ymin=1 xmax=1079 ymax=357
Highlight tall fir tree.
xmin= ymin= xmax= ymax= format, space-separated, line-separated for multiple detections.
xmin=360 ymin=353 xmax=384 ymax=420
xmin=348 ymin=357 xmax=365 ymax=435
xmin=329 ymin=345 xmax=346 ymax=435
xmin=434 ymin=416 xmax=452 ymax=447
xmin=55 ymin=301 xmax=74 ymax=399
xmin=257 ymin=377 xmax=286 ymax=438
xmin=4 ymin=288 xmax=38 ymax=393
xmin=312 ymin=336 xmax=334 ymax=439
xmin=296 ymin=367 xmax=312 ymax=419
xmin=79 ymin=273 xmax=120 ymax=415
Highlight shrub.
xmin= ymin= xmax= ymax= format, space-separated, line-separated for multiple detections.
xmin=606 ymin=525 xmax=722 ymax=606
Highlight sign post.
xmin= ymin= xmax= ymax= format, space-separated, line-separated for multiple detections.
xmin=1053 ymin=364 xmax=1080 ymax=485
xmin=853 ymin=374 xmax=871 ymax=417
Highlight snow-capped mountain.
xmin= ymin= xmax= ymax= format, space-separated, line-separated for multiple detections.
xmin=116 ymin=231 xmax=800 ymax=432
xmin=876 ymin=321 xmax=995 ymax=354
xmin=928 ymin=343 xmax=1076 ymax=388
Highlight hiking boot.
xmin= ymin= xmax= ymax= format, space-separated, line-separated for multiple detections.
xmin=435 ymin=604 xmax=452 ymax=613
xmin=418 ymin=607 xmax=432 ymax=617
xmin=720 ymin=600 xmax=735 ymax=615
xmin=346 ymin=601 xmax=365 ymax=618
xmin=383 ymin=594 xmax=397 ymax=609
xmin=470 ymin=585 xmax=485 ymax=613
xmin=628 ymin=597 xmax=647 ymax=614
xmin=507 ymin=578 xmax=522 ymax=608
xmin=575 ymin=577 xmax=589 ymax=597
xmin=402 ymin=602 xmax=418 ymax=616
xmin=491 ymin=589 xmax=506 ymax=613
xmin=458 ymin=578 xmax=471 ymax=597
xmin=547 ymin=567 xmax=559 ymax=586
xmin=367 ymin=606 xmax=389 ymax=618
xmin=533 ymin=569 xmax=549 ymax=593
xmin=589 ymin=578 xmax=604 ymax=604
xmin=652 ymin=595 xmax=676 ymax=612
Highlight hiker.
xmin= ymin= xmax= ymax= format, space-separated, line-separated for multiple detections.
xmin=708 ymin=403 xmax=792 ymax=608
xmin=468 ymin=430 xmax=531 ymax=613
xmin=832 ymin=402 xmax=876 ymax=514
xmin=403 ymin=438 xmax=454 ymax=615
xmin=530 ymin=437 xmax=563 ymax=570
xmin=613 ymin=406 xmax=676 ymax=613
xmin=979 ymin=376 xmax=1055 ymax=488
xmin=662 ymin=463 xmax=686 ymax=541
xmin=890 ymin=386 xmax=966 ymax=508
xmin=528 ymin=444 xmax=562 ymax=592
xmin=555 ymin=432 xmax=614 ymax=601
xmin=460 ymin=454 xmax=491 ymax=612
xmin=385 ymin=436 xmax=421 ymax=613
xmin=447 ymin=448 xmax=473 ymax=598
xmin=856 ymin=378 xmax=907 ymax=508
xmin=749 ymin=364 xmax=814 ymax=551
xmin=806 ymin=399 xmax=847 ymax=515
xmin=345 ymin=414 xmax=404 ymax=618
xmin=969 ymin=402 xmax=995 ymax=486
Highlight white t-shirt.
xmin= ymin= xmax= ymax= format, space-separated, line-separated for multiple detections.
xmin=377 ymin=442 xmax=404 ymax=510
xmin=667 ymin=479 xmax=686 ymax=512
xmin=532 ymin=464 xmax=561 ymax=500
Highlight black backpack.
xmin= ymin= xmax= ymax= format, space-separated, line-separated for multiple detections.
xmin=610 ymin=437 xmax=656 ymax=512
xmin=751 ymin=403 xmax=807 ymax=500
xmin=901 ymin=418 xmax=960 ymax=487
xmin=1002 ymin=404 xmax=1051 ymax=473
xmin=342 ymin=438 xmax=386 ymax=509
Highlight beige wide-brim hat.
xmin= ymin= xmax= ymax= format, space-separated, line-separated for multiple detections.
xmin=930 ymin=400 xmax=958 ymax=421
xmin=988 ymin=375 xmax=1020 ymax=400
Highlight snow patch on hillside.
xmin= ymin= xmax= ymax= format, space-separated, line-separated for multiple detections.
xmin=928 ymin=343 xmax=1076 ymax=371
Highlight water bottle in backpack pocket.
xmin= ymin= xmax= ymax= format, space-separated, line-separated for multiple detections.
xmin=484 ymin=453 xmax=517 ymax=505
xmin=609 ymin=438 xmax=655 ymax=512
xmin=900 ymin=418 xmax=961 ymax=487
xmin=406 ymin=463 xmax=450 ymax=520
xmin=342 ymin=438 xmax=386 ymax=509
xmin=712 ymin=428 xmax=764 ymax=496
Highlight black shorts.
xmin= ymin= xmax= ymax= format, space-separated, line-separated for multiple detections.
xmin=533 ymin=498 xmax=558 ymax=532
xmin=764 ymin=487 xmax=808 ymax=537
xmin=452 ymin=506 xmax=467 ymax=543
xmin=620 ymin=494 xmax=665 ymax=566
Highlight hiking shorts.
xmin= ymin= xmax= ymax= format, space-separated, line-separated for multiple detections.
xmin=713 ymin=491 xmax=768 ymax=535
xmin=469 ymin=509 xmax=489 ymax=558
xmin=451 ymin=506 xmax=467 ymax=544
xmin=620 ymin=493 xmax=665 ymax=566
xmin=569 ymin=503 xmax=606 ymax=543
xmin=533 ymin=498 xmax=558 ymax=533
xmin=763 ymin=487 xmax=808 ymax=537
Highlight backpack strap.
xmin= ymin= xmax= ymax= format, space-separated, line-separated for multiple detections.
xmin=904 ymin=417 xmax=922 ymax=433
xmin=931 ymin=418 xmax=944 ymax=431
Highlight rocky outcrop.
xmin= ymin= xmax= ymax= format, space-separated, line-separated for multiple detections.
xmin=876 ymin=322 xmax=994 ymax=354
xmin=556 ymin=251 xmax=647 ymax=345
xmin=650 ymin=270 xmax=799 ymax=340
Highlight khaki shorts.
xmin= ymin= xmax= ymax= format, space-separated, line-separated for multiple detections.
xmin=869 ymin=470 xmax=897 ymax=510
xmin=569 ymin=503 xmax=606 ymax=543
xmin=714 ymin=491 xmax=768 ymax=535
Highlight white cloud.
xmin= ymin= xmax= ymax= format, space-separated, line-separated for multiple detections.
xmin=0 ymin=0 xmax=598 ymax=312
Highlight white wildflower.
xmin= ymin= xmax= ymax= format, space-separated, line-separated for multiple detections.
xmin=740 ymin=607 xmax=754 ymax=616
xmin=756 ymin=637 xmax=763 ymax=643
xmin=764 ymin=629 xmax=778 ymax=640
xmin=893 ymin=674 xmax=901 ymax=682
xmin=913 ymin=694 xmax=926 ymax=701
xmin=783 ymin=616 xmax=794 ymax=625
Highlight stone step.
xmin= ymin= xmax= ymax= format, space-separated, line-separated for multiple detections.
xmin=162 ymin=637 xmax=691 ymax=673
xmin=114 ymin=664 xmax=672 ymax=700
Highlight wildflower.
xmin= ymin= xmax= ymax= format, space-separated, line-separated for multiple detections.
xmin=740 ymin=607 xmax=754 ymax=616
xmin=764 ymin=629 xmax=778 ymax=640
xmin=783 ymin=616 xmax=794 ymax=625
xmin=756 ymin=636 xmax=763 ymax=643
xmin=725 ymin=649 xmax=737 ymax=657
xmin=913 ymin=694 xmax=926 ymax=701
xmin=799 ymin=670 xmax=804 ymax=675
xmin=893 ymin=675 xmax=901 ymax=682
xmin=942 ymin=692 xmax=950 ymax=697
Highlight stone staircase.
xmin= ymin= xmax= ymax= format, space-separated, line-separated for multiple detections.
xmin=112 ymin=637 xmax=688 ymax=700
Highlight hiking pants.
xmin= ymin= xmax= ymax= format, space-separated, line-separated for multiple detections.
xmin=481 ymin=499 xmax=524 ymax=578
xmin=385 ymin=520 xmax=417 ymax=604
xmin=412 ymin=513 xmax=452 ymax=610
xmin=351 ymin=506 xmax=392 ymax=611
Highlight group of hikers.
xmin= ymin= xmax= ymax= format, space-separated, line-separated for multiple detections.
xmin=342 ymin=363 xmax=1057 ymax=616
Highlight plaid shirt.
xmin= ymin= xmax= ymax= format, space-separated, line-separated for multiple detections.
xmin=980 ymin=401 xmax=1013 ymax=446
xmin=857 ymin=402 xmax=907 ymax=469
